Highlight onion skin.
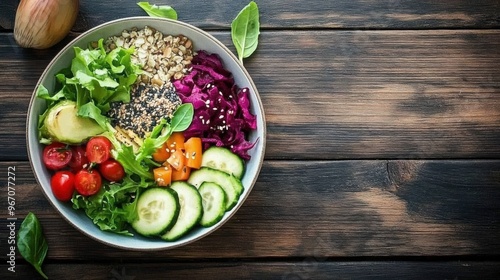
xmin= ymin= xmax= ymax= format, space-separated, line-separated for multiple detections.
xmin=14 ymin=0 xmax=79 ymax=49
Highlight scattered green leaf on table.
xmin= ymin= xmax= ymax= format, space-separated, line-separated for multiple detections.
xmin=17 ymin=212 xmax=49 ymax=279
xmin=231 ymin=1 xmax=260 ymax=63
xmin=137 ymin=2 xmax=178 ymax=20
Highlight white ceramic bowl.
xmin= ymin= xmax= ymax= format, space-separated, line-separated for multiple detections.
xmin=26 ymin=17 xmax=266 ymax=250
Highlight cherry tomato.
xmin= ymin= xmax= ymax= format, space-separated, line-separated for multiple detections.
xmin=86 ymin=136 xmax=112 ymax=164
xmin=99 ymin=159 xmax=125 ymax=182
xmin=43 ymin=142 xmax=72 ymax=170
xmin=50 ymin=171 xmax=75 ymax=201
xmin=68 ymin=145 xmax=89 ymax=172
xmin=74 ymin=169 xmax=102 ymax=196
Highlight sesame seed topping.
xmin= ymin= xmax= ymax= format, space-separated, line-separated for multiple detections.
xmin=108 ymin=83 xmax=181 ymax=138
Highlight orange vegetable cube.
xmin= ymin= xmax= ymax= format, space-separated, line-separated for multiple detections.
xmin=172 ymin=165 xmax=191 ymax=181
xmin=153 ymin=166 xmax=172 ymax=186
xmin=184 ymin=137 xmax=203 ymax=169
xmin=167 ymin=148 xmax=185 ymax=171
xmin=166 ymin=132 xmax=185 ymax=153
xmin=152 ymin=142 xmax=170 ymax=162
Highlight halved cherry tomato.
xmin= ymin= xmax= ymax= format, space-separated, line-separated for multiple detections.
xmin=68 ymin=145 xmax=89 ymax=172
xmin=51 ymin=171 xmax=75 ymax=201
xmin=172 ymin=165 xmax=191 ymax=181
xmin=86 ymin=136 xmax=112 ymax=164
xmin=184 ymin=137 xmax=203 ymax=169
xmin=99 ymin=159 xmax=125 ymax=182
xmin=167 ymin=148 xmax=185 ymax=171
xmin=153 ymin=166 xmax=172 ymax=187
xmin=43 ymin=142 xmax=72 ymax=170
xmin=74 ymin=169 xmax=102 ymax=196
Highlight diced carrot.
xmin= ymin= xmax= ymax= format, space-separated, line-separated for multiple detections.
xmin=184 ymin=137 xmax=203 ymax=169
xmin=152 ymin=132 xmax=185 ymax=162
xmin=152 ymin=142 xmax=169 ymax=162
xmin=172 ymin=165 xmax=191 ymax=181
xmin=166 ymin=132 xmax=185 ymax=153
xmin=167 ymin=148 xmax=185 ymax=171
xmin=153 ymin=166 xmax=172 ymax=186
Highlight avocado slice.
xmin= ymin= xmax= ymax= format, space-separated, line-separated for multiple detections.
xmin=43 ymin=100 xmax=105 ymax=144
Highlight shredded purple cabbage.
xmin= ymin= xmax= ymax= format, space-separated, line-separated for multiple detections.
xmin=173 ymin=50 xmax=257 ymax=160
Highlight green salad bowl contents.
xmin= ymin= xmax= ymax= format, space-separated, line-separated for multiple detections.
xmin=26 ymin=17 xmax=266 ymax=250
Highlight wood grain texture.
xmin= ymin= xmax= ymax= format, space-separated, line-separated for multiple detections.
xmin=3 ymin=261 xmax=500 ymax=280
xmin=1 ymin=160 xmax=499 ymax=260
xmin=1 ymin=30 xmax=499 ymax=160
xmin=1 ymin=0 xmax=500 ymax=30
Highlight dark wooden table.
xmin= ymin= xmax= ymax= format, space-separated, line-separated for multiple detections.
xmin=1 ymin=1 xmax=500 ymax=279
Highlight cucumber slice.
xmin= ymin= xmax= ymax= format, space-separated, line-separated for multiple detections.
xmin=188 ymin=167 xmax=243 ymax=211
xmin=131 ymin=188 xmax=179 ymax=237
xmin=198 ymin=182 xmax=226 ymax=227
xmin=161 ymin=182 xmax=203 ymax=241
xmin=201 ymin=147 xmax=245 ymax=179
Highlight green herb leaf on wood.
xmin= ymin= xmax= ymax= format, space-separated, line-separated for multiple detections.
xmin=231 ymin=1 xmax=260 ymax=63
xmin=17 ymin=212 xmax=49 ymax=279
xmin=137 ymin=2 xmax=178 ymax=20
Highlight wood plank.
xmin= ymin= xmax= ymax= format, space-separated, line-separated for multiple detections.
xmin=1 ymin=30 xmax=500 ymax=160
xmin=3 ymin=261 xmax=500 ymax=279
xmin=1 ymin=0 xmax=500 ymax=30
xmin=1 ymin=160 xmax=499 ymax=259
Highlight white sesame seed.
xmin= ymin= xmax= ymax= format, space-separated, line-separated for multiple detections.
xmin=202 ymin=119 xmax=205 ymax=124
xmin=219 ymin=115 xmax=224 ymax=119
xmin=213 ymin=107 xmax=218 ymax=111
xmin=206 ymin=120 xmax=210 ymax=124
xmin=205 ymin=99 xmax=210 ymax=105
xmin=219 ymin=91 xmax=223 ymax=96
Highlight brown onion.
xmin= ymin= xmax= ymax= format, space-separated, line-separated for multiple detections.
xmin=14 ymin=0 xmax=79 ymax=49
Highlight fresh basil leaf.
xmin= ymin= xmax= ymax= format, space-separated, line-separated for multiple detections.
xmin=170 ymin=103 xmax=194 ymax=132
xmin=17 ymin=212 xmax=49 ymax=280
xmin=137 ymin=2 xmax=178 ymax=20
xmin=231 ymin=1 xmax=260 ymax=62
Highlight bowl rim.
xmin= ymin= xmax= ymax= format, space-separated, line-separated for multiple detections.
xmin=26 ymin=16 xmax=266 ymax=251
